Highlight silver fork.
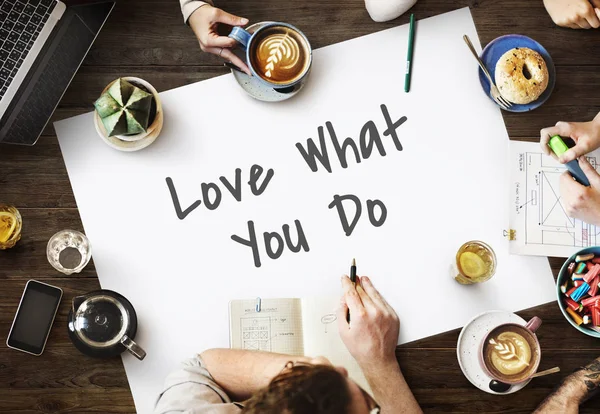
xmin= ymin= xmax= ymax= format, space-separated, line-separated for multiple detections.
xmin=463 ymin=35 xmax=513 ymax=110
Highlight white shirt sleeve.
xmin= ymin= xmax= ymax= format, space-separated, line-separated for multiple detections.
xmin=180 ymin=0 xmax=214 ymax=23
xmin=154 ymin=355 xmax=243 ymax=413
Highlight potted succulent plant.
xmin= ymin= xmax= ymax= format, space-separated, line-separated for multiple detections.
xmin=93 ymin=77 xmax=163 ymax=152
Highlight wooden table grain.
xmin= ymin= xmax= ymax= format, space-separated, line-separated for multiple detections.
xmin=1 ymin=0 xmax=599 ymax=412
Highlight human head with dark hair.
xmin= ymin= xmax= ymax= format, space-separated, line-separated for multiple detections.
xmin=242 ymin=358 xmax=379 ymax=414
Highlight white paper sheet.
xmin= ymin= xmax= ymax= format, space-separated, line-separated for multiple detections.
xmin=509 ymin=140 xmax=600 ymax=257
xmin=54 ymin=8 xmax=556 ymax=413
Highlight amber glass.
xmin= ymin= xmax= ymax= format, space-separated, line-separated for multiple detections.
xmin=0 ymin=204 xmax=22 ymax=249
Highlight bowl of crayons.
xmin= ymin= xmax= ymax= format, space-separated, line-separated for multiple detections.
xmin=558 ymin=247 xmax=600 ymax=338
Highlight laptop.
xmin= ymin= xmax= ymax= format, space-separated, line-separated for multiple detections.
xmin=0 ymin=0 xmax=115 ymax=146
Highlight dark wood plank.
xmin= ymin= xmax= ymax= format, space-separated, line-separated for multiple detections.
xmin=79 ymin=0 xmax=600 ymax=67
xmin=0 ymin=210 xmax=95 ymax=277
xmin=396 ymin=349 xmax=600 ymax=412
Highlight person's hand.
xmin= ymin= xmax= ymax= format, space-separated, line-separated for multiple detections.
xmin=188 ymin=5 xmax=251 ymax=75
xmin=543 ymin=0 xmax=600 ymax=28
xmin=559 ymin=157 xmax=600 ymax=225
xmin=337 ymin=275 xmax=399 ymax=372
xmin=540 ymin=114 xmax=600 ymax=163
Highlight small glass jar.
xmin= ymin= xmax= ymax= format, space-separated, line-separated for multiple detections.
xmin=0 ymin=204 xmax=22 ymax=250
xmin=47 ymin=230 xmax=92 ymax=275
xmin=453 ymin=240 xmax=497 ymax=284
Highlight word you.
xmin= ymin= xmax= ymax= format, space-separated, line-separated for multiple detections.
xmin=232 ymin=220 xmax=309 ymax=268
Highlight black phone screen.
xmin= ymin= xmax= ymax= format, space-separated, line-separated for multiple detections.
xmin=7 ymin=281 xmax=62 ymax=355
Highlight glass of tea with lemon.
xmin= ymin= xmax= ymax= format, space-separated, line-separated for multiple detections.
xmin=454 ymin=240 xmax=496 ymax=284
xmin=0 ymin=204 xmax=22 ymax=249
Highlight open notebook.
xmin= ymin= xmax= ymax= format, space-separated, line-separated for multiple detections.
xmin=229 ymin=297 xmax=371 ymax=395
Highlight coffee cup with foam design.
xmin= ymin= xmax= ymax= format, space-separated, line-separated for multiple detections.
xmin=229 ymin=22 xmax=312 ymax=91
xmin=480 ymin=317 xmax=542 ymax=385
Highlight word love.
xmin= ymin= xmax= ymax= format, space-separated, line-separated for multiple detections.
xmin=166 ymin=164 xmax=275 ymax=220
xmin=295 ymin=104 xmax=407 ymax=173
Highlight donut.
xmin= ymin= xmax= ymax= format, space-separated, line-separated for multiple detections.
xmin=494 ymin=48 xmax=549 ymax=104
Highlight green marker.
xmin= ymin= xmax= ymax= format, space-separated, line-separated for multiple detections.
xmin=548 ymin=135 xmax=590 ymax=187
xmin=404 ymin=14 xmax=415 ymax=93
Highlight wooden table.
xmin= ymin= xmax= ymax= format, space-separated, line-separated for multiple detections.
xmin=1 ymin=0 xmax=599 ymax=412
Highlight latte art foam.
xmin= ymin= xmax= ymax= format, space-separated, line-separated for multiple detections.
xmin=250 ymin=27 xmax=309 ymax=85
xmin=488 ymin=332 xmax=532 ymax=376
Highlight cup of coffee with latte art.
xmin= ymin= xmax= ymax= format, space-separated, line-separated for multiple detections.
xmin=229 ymin=22 xmax=312 ymax=91
xmin=480 ymin=317 xmax=542 ymax=384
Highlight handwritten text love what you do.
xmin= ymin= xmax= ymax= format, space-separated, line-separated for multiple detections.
xmin=165 ymin=104 xmax=407 ymax=268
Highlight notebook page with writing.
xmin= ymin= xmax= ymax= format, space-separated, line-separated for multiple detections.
xmin=229 ymin=298 xmax=304 ymax=356
xmin=300 ymin=296 xmax=372 ymax=395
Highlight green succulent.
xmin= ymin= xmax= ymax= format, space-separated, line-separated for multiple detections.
xmin=94 ymin=78 xmax=153 ymax=137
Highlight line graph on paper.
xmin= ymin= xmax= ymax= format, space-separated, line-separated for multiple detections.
xmin=509 ymin=141 xmax=600 ymax=257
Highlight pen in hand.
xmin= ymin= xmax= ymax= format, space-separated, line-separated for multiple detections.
xmin=347 ymin=258 xmax=357 ymax=323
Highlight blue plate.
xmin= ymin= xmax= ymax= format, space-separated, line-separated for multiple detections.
xmin=479 ymin=34 xmax=556 ymax=112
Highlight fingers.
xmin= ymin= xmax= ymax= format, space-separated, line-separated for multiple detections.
xmin=578 ymin=156 xmax=600 ymax=187
xmin=596 ymin=8 xmax=600 ymax=21
xmin=205 ymin=47 xmax=252 ymax=76
xmin=577 ymin=16 xmax=592 ymax=29
xmin=356 ymin=282 xmax=376 ymax=311
xmin=561 ymin=141 xmax=591 ymax=164
xmin=587 ymin=12 xmax=600 ymax=28
xmin=583 ymin=2 xmax=600 ymax=28
xmin=540 ymin=122 xmax=572 ymax=158
xmin=337 ymin=298 xmax=349 ymax=331
xmin=360 ymin=276 xmax=388 ymax=309
xmin=361 ymin=276 xmax=398 ymax=318
xmin=204 ymin=35 xmax=238 ymax=49
xmin=213 ymin=8 xmax=249 ymax=27
xmin=341 ymin=275 xmax=364 ymax=314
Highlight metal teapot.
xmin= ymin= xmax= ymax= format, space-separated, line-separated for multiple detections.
xmin=68 ymin=290 xmax=146 ymax=360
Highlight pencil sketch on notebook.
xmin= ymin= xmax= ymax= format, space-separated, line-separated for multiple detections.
xmin=509 ymin=141 xmax=600 ymax=257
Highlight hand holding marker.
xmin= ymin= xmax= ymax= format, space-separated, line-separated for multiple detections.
xmin=548 ymin=135 xmax=590 ymax=187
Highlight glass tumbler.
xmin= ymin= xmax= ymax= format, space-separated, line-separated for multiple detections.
xmin=47 ymin=230 xmax=92 ymax=275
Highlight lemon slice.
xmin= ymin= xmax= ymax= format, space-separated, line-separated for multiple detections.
xmin=459 ymin=251 xmax=486 ymax=278
xmin=0 ymin=211 xmax=17 ymax=243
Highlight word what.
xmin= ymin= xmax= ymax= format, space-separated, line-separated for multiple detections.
xmin=295 ymin=104 xmax=407 ymax=173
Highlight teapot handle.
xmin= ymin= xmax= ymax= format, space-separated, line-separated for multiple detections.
xmin=121 ymin=335 xmax=146 ymax=360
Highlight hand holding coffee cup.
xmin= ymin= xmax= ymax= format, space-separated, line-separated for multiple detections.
xmin=480 ymin=317 xmax=542 ymax=385
xmin=228 ymin=22 xmax=313 ymax=92
xmin=188 ymin=5 xmax=252 ymax=75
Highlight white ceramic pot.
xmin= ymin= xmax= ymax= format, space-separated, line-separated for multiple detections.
xmin=93 ymin=76 xmax=163 ymax=152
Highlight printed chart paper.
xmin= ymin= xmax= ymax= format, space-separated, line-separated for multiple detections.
xmin=54 ymin=8 xmax=556 ymax=413
xmin=509 ymin=140 xmax=600 ymax=257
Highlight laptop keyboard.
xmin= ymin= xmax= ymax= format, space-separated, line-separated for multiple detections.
xmin=0 ymin=0 xmax=57 ymax=100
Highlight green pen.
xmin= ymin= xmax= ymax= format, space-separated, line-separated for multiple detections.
xmin=548 ymin=135 xmax=590 ymax=187
xmin=404 ymin=13 xmax=416 ymax=93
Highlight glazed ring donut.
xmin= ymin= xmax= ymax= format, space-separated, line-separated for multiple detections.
xmin=494 ymin=48 xmax=549 ymax=105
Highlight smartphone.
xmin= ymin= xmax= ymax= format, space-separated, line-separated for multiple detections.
xmin=7 ymin=280 xmax=63 ymax=356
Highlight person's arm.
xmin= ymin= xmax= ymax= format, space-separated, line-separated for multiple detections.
xmin=543 ymin=0 xmax=600 ymax=29
xmin=199 ymin=349 xmax=312 ymax=401
xmin=337 ymin=275 xmax=423 ymax=414
xmin=186 ymin=4 xmax=251 ymax=74
xmin=179 ymin=0 xmax=212 ymax=24
xmin=558 ymin=156 xmax=600 ymax=225
xmin=534 ymin=357 xmax=600 ymax=413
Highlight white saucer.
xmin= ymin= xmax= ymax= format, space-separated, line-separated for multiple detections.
xmin=457 ymin=310 xmax=531 ymax=395
xmin=230 ymin=22 xmax=303 ymax=103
